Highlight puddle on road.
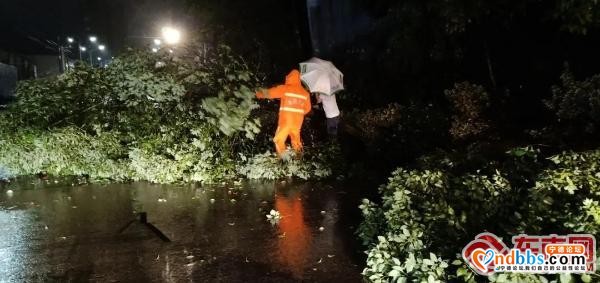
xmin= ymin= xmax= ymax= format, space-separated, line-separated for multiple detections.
xmin=0 ymin=178 xmax=364 ymax=282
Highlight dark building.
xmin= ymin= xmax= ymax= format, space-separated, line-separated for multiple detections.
xmin=0 ymin=49 xmax=60 ymax=80
xmin=0 ymin=62 xmax=17 ymax=104
xmin=0 ymin=28 xmax=64 ymax=80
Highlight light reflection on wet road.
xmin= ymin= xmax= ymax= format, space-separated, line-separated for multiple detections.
xmin=0 ymin=178 xmax=364 ymax=282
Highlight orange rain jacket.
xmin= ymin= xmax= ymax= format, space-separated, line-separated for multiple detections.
xmin=256 ymin=69 xmax=311 ymax=157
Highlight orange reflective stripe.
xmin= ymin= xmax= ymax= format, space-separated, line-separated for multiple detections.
xmin=284 ymin=92 xmax=307 ymax=100
xmin=280 ymin=107 xmax=305 ymax=113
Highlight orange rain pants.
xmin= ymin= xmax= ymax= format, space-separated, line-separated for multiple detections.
xmin=256 ymin=69 xmax=311 ymax=157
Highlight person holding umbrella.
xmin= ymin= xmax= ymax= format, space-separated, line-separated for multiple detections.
xmin=315 ymin=93 xmax=340 ymax=136
xmin=300 ymin=58 xmax=344 ymax=137
xmin=256 ymin=69 xmax=312 ymax=158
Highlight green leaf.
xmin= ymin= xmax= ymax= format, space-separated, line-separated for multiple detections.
xmin=581 ymin=274 xmax=592 ymax=283
xmin=559 ymin=273 xmax=573 ymax=283
xmin=496 ymin=274 xmax=507 ymax=283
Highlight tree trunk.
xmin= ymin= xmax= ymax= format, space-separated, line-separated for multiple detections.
xmin=293 ymin=0 xmax=314 ymax=59
xmin=484 ymin=41 xmax=497 ymax=90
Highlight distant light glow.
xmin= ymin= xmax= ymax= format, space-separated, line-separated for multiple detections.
xmin=89 ymin=36 xmax=97 ymax=43
xmin=161 ymin=27 xmax=181 ymax=45
xmin=80 ymin=46 xmax=87 ymax=52
xmin=98 ymin=45 xmax=105 ymax=51
xmin=152 ymin=48 xmax=158 ymax=53
xmin=153 ymin=38 xmax=162 ymax=45
xmin=67 ymin=37 xmax=74 ymax=43
xmin=97 ymin=57 xmax=102 ymax=61
xmin=169 ymin=49 xmax=174 ymax=54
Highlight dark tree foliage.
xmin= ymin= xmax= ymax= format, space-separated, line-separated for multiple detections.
xmin=335 ymin=0 xmax=600 ymax=118
xmin=185 ymin=0 xmax=312 ymax=82
xmin=182 ymin=0 xmax=600 ymax=110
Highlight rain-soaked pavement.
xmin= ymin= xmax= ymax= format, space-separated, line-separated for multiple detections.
xmin=0 ymin=177 xmax=365 ymax=282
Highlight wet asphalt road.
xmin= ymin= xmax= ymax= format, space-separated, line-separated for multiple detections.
xmin=0 ymin=178 xmax=365 ymax=282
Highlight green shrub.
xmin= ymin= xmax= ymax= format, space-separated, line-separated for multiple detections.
xmin=347 ymin=102 xmax=449 ymax=165
xmin=547 ymin=71 xmax=600 ymax=134
xmin=528 ymin=149 xmax=600 ymax=235
xmin=359 ymin=148 xmax=600 ymax=282
xmin=350 ymin=103 xmax=403 ymax=141
xmin=358 ymin=199 xmax=384 ymax=246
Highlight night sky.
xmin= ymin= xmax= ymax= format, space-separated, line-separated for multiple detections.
xmin=0 ymin=0 xmax=190 ymax=54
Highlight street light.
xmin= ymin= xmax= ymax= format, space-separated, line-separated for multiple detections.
xmin=152 ymin=48 xmax=158 ymax=53
xmin=77 ymin=46 xmax=87 ymax=61
xmin=67 ymin=37 xmax=74 ymax=43
xmin=161 ymin=27 xmax=181 ymax=45
xmin=97 ymin=57 xmax=102 ymax=61
xmin=153 ymin=38 xmax=162 ymax=45
xmin=98 ymin=44 xmax=105 ymax=51
xmin=89 ymin=36 xmax=97 ymax=43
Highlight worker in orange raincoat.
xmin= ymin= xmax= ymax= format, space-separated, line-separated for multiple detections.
xmin=256 ymin=69 xmax=311 ymax=157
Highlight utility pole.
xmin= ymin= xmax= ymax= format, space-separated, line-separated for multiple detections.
xmin=58 ymin=45 xmax=66 ymax=73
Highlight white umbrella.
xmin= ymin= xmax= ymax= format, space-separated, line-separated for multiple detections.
xmin=299 ymin=57 xmax=344 ymax=96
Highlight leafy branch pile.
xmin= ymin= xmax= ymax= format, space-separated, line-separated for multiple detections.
xmin=0 ymin=45 xmax=333 ymax=183
xmin=239 ymin=144 xmax=340 ymax=180
xmin=358 ymin=147 xmax=600 ymax=283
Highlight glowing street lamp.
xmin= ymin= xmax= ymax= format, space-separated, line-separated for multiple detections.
xmin=89 ymin=36 xmax=97 ymax=43
xmin=79 ymin=46 xmax=86 ymax=61
xmin=151 ymin=48 xmax=158 ymax=53
xmin=153 ymin=38 xmax=162 ymax=45
xmin=161 ymin=27 xmax=181 ymax=45
xmin=67 ymin=37 xmax=74 ymax=43
xmin=98 ymin=44 xmax=105 ymax=51
xmin=97 ymin=57 xmax=102 ymax=61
